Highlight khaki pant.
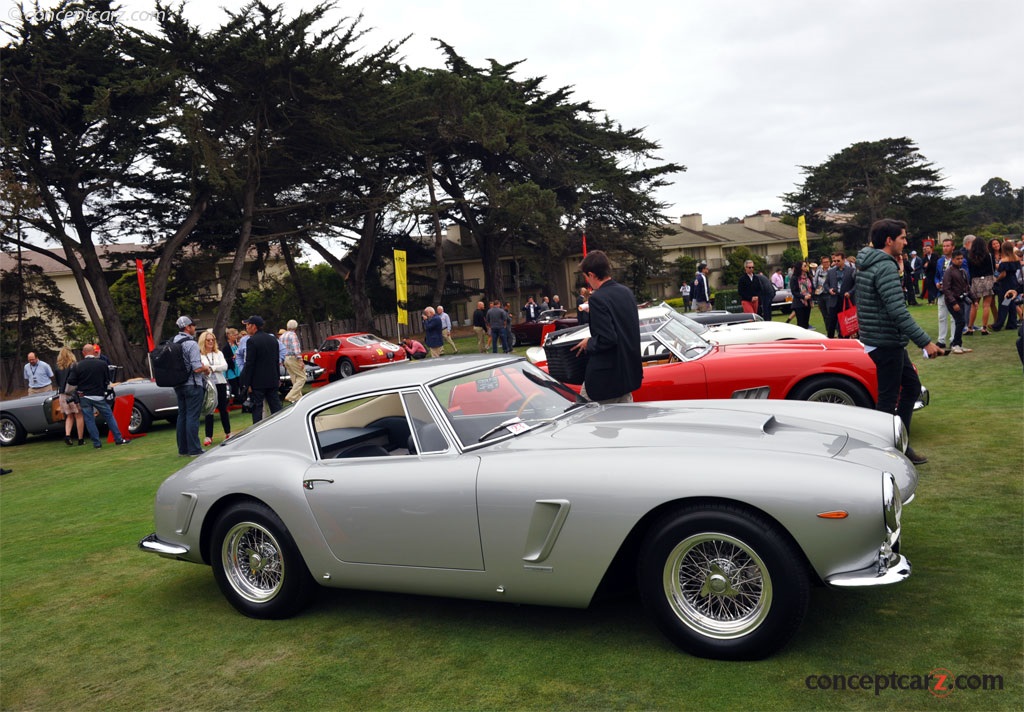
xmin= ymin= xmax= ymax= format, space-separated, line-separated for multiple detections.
xmin=283 ymin=355 xmax=306 ymax=403
xmin=442 ymin=328 xmax=458 ymax=352
xmin=474 ymin=326 xmax=487 ymax=352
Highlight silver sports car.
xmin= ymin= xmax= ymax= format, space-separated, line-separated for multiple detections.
xmin=140 ymin=355 xmax=916 ymax=660
xmin=0 ymin=378 xmax=178 ymax=446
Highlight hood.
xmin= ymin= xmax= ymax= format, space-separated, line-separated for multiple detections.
xmin=548 ymin=403 xmax=850 ymax=458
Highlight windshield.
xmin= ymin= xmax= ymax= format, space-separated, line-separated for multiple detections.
xmin=431 ymin=361 xmax=579 ymax=446
xmin=649 ymin=311 xmax=712 ymax=360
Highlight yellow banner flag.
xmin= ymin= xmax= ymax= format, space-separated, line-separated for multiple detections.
xmin=394 ymin=249 xmax=408 ymax=325
xmin=797 ymin=215 xmax=808 ymax=259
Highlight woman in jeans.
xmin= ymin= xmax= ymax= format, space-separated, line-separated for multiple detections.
xmin=199 ymin=330 xmax=231 ymax=446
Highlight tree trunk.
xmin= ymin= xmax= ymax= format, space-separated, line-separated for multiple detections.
xmin=147 ymin=194 xmax=209 ymax=340
xmin=348 ymin=211 xmax=377 ymax=332
xmin=213 ymin=175 xmax=258 ymax=337
xmin=280 ymin=237 xmax=316 ymax=329
xmin=424 ymin=157 xmax=447 ymax=305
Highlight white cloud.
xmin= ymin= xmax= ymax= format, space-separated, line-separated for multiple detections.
xmin=6 ymin=0 xmax=1021 ymax=224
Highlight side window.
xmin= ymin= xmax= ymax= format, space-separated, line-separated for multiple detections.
xmin=402 ymin=391 xmax=449 ymax=454
xmin=311 ymin=393 xmax=409 ymax=459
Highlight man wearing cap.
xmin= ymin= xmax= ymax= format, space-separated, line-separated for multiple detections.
xmin=280 ymin=319 xmax=305 ymax=404
xmin=240 ymin=315 xmax=283 ymax=423
xmin=173 ymin=316 xmax=211 ymax=456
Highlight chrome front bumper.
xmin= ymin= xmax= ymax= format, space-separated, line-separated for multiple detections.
xmin=138 ymin=533 xmax=189 ymax=557
xmin=826 ymin=553 xmax=911 ymax=588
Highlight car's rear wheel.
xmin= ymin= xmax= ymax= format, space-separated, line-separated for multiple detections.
xmin=210 ymin=502 xmax=314 ymax=619
xmin=638 ymin=504 xmax=809 ymax=660
xmin=0 ymin=414 xmax=27 ymax=446
xmin=789 ymin=375 xmax=873 ymax=408
xmin=509 ymin=332 xmax=519 ymax=348
xmin=129 ymin=403 xmax=153 ymax=434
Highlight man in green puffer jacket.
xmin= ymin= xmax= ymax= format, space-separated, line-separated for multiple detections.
xmin=856 ymin=219 xmax=944 ymax=465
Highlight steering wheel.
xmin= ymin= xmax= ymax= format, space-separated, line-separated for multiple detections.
xmin=516 ymin=392 xmax=542 ymax=418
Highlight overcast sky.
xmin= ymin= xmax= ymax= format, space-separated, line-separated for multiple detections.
xmin=6 ymin=0 xmax=1023 ymax=225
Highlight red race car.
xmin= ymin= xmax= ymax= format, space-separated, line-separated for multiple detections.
xmin=303 ymin=333 xmax=406 ymax=383
xmin=535 ymin=307 xmax=929 ymax=410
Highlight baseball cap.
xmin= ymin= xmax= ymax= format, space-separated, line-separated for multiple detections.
xmin=175 ymin=316 xmax=193 ymax=329
xmin=243 ymin=315 xmax=265 ymax=327
xmin=911 ymin=250 xmax=917 ymax=255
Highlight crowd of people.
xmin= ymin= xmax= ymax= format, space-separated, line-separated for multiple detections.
xmin=10 ymin=233 xmax=1021 ymax=466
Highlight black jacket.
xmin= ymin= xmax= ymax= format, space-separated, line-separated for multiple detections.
xmin=67 ymin=356 xmax=110 ymax=397
xmin=240 ymin=330 xmax=282 ymax=390
xmin=584 ymin=279 xmax=642 ymax=401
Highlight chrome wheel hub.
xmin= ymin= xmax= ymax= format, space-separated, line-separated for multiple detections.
xmin=663 ymin=532 xmax=772 ymax=639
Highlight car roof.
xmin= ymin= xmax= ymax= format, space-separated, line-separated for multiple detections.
xmin=296 ymin=354 xmax=523 ymax=406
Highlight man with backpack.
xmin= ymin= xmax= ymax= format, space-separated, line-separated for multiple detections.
xmin=172 ymin=316 xmax=211 ymax=456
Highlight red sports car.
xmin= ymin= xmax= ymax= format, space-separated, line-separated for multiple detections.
xmin=302 ymin=333 xmax=406 ymax=382
xmin=536 ymin=307 xmax=929 ymax=409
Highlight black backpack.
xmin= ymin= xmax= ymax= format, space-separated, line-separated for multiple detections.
xmin=151 ymin=336 xmax=192 ymax=387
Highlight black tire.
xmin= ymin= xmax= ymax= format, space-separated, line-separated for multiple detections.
xmin=509 ymin=331 xmax=519 ymax=348
xmin=789 ymin=375 xmax=873 ymax=408
xmin=337 ymin=358 xmax=355 ymax=379
xmin=0 ymin=414 xmax=27 ymax=446
xmin=637 ymin=504 xmax=809 ymax=660
xmin=209 ymin=501 xmax=315 ymax=619
xmin=129 ymin=403 xmax=153 ymax=435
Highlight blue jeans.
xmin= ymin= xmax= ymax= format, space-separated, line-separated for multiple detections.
xmin=174 ymin=383 xmax=205 ymax=455
xmin=80 ymin=395 xmax=125 ymax=447
xmin=490 ymin=327 xmax=509 ymax=353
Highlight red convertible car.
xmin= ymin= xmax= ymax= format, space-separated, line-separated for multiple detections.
xmin=535 ymin=307 xmax=928 ymax=410
xmin=302 ymin=333 xmax=406 ymax=382
xmin=510 ymin=309 xmax=578 ymax=347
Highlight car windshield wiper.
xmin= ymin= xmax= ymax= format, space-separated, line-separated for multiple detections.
xmin=477 ymin=416 xmax=558 ymax=443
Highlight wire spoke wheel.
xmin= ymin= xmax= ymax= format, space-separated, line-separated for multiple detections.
xmin=221 ymin=521 xmax=286 ymax=604
xmin=663 ymin=532 xmax=771 ymax=639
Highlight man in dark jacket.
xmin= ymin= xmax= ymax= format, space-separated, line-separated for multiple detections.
xmin=824 ymin=251 xmax=857 ymax=337
xmin=856 ymin=219 xmax=943 ymax=465
xmin=240 ymin=315 xmax=283 ymax=423
xmin=67 ymin=343 xmax=129 ymax=448
xmin=571 ymin=250 xmax=642 ymax=403
xmin=737 ymin=260 xmax=761 ymax=315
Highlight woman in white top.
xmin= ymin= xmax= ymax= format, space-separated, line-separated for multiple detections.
xmin=199 ymin=330 xmax=231 ymax=446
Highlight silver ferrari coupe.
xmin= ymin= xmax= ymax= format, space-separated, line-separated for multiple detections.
xmin=140 ymin=355 xmax=916 ymax=660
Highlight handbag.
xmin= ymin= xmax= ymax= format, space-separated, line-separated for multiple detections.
xmin=838 ymin=294 xmax=859 ymax=337
xmin=201 ymin=379 xmax=218 ymax=418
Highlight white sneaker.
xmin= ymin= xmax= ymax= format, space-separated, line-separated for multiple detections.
xmin=951 ymin=345 xmax=966 ymax=354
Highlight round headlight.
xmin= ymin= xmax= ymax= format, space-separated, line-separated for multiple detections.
xmin=892 ymin=416 xmax=908 ymax=453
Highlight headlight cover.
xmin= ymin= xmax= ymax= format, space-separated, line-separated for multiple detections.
xmin=892 ymin=416 xmax=908 ymax=453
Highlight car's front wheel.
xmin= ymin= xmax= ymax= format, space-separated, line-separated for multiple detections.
xmin=336 ymin=358 xmax=355 ymax=379
xmin=209 ymin=502 xmax=314 ymax=619
xmin=638 ymin=504 xmax=809 ymax=660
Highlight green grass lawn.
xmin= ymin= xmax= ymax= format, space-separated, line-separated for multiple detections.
xmin=1 ymin=308 xmax=1021 ymax=710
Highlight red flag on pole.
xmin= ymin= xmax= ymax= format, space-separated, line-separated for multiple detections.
xmin=582 ymin=233 xmax=588 ymax=256
xmin=136 ymin=259 xmax=155 ymax=351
